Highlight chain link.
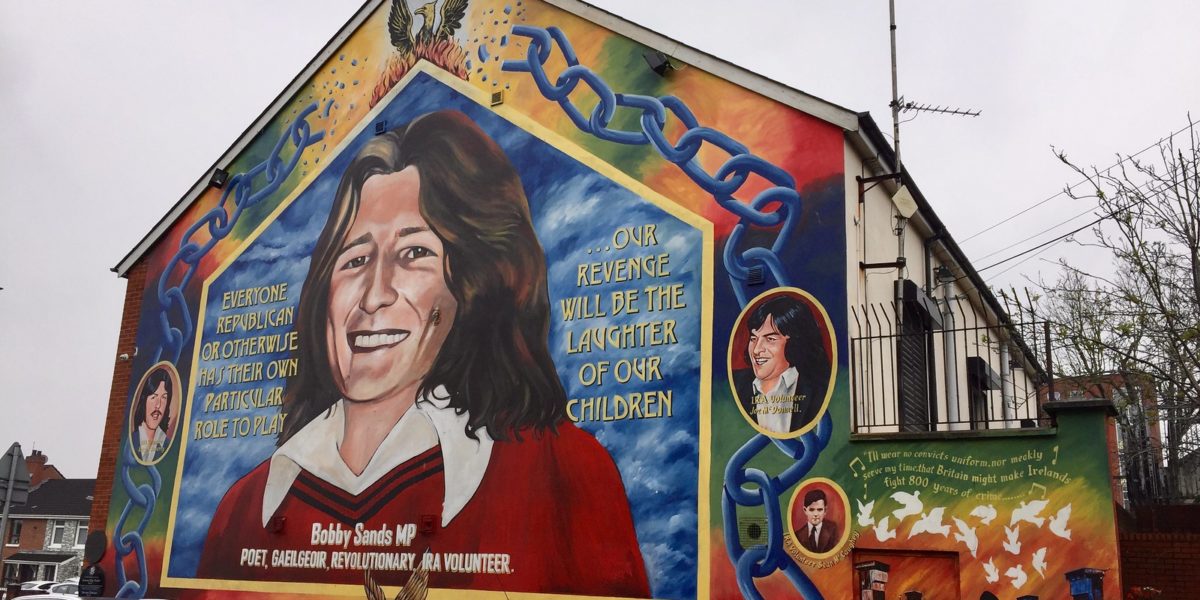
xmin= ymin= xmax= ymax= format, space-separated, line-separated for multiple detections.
xmin=505 ymin=26 xmax=833 ymax=599
xmin=114 ymin=103 xmax=324 ymax=598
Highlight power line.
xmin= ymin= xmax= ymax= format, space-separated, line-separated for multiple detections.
xmin=984 ymin=241 xmax=1058 ymax=282
xmin=973 ymin=174 xmax=1168 ymax=277
xmin=974 ymin=190 xmax=1154 ymax=274
xmin=960 ymin=122 xmax=1194 ymax=244
xmin=974 ymin=201 xmax=1103 ymax=263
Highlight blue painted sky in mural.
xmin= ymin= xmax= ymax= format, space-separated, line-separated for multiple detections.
xmin=165 ymin=73 xmax=701 ymax=598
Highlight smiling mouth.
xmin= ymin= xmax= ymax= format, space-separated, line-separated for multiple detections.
xmin=349 ymin=329 xmax=410 ymax=352
xmin=151 ymin=410 xmax=162 ymax=420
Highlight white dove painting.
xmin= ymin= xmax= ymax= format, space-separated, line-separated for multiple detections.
xmin=908 ymin=507 xmax=950 ymax=538
xmin=857 ymin=498 xmax=876 ymax=528
xmin=873 ymin=515 xmax=897 ymax=541
xmin=1003 ymin=524 xmax=1022 ymax=555
xmin=983 ymin=558 xmax=1000 ymax=584
xmin=891 ymin=490 xmax=923 ymax=521
xmin=1005 ymin=564 xmax=1028 ymax=589
xmin=969 ymin=504 xmax=998 ymax=525
xmin=952 ymin=516 xmax=978 ymax=557
xmin=1009 ymin=499 xmax=1049 ymax=528
xmin=1031 ymin=547 xmax=1048 ymax=577
xmin=1048 ymin=504 xmax=1072 ymax=540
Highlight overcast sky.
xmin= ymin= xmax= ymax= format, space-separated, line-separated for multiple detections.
xmin=2 ymin=1 xmax=1197 ymax=477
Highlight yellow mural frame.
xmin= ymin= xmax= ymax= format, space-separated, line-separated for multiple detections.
xmin=160 ymin=61 xmax=714 ymax=599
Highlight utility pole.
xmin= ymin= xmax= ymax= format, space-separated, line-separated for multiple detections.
xmin=0 ymin=443 xmax=32 ymax=550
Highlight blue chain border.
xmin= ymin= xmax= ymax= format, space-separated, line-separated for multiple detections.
xmin=113 ymin=102 xmax=329 ymax=598
xmin=503 ymin=25 xmax=833 ymax=599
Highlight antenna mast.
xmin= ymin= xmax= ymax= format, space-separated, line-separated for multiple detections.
xmin=889 ymin=0 xmax=901 ymax=177
xmin=887 ymin=0 xmax=981 ymax=179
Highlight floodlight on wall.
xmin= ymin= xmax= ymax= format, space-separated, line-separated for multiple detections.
xmin=935 ymin=265 xmax=955 ymax=284
xmin=209 ymin=168 xmax=229 ymax=189
xmin=642 ymin=50 xmax=681 ymax=76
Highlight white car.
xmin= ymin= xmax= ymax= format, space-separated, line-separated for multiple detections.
xmin=19 ymin=581 xmax=57 ymax=591
xmin=48 ymin=581 xmax=80 ymax=596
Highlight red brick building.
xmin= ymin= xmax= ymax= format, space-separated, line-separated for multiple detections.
xmin=1 ymin=452 xmax=92 ymax=587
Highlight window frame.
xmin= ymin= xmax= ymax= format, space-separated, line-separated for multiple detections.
xmin=75 ymin=522 xmax=89 ymax=548
xmin=51 ymin=521 xmax=67 ymax=547
xmin=5 ymin=518 xmax=20 ymax=546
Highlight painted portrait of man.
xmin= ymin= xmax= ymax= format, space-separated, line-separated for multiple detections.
xmin=196 ymin=110 xmax=649 ymax=596
xmin=795 ymin=488 xmax=839 ymax=554
xmin=732 ymin=293 xmax=832 ymax=435
xmin=131 ymin=366 xmax=173 ymax=463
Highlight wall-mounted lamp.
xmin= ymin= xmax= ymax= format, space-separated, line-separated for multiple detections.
xmin=209 ymin=168 xmax=229 ymax=189
xmin=642 ymin=51 xmax=679 ymax=76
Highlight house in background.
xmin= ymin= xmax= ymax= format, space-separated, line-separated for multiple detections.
xmin=1045 ymin=373 xmax=1164 ymax=509
xmin=1 ymin=464 xmax=93 ymax=586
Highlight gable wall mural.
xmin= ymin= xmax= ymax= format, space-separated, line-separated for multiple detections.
xmin=103 ymin=1 xmax=1119 ymax=598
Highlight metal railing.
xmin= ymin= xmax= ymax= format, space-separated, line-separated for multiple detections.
xmin=850 ymin=300 xmax=1051 ymax=434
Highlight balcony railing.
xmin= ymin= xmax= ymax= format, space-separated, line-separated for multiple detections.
xmin=850 ymin=300 xmax=1052 ymax=434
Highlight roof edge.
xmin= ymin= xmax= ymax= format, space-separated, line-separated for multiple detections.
xmin=115 ymin=0 xmax=863 ymax=277
xmin=112 ymin=0 xmax=384 ymax=277
xmin=545 ymin=0 xmax=859 ymax=131
xmin=854 ymin=113 xmax=1045 ymax=375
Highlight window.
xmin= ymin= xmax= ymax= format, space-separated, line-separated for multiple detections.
xmin=76 ymin=522 xmax=89 ymax=548
xmin=51 ymin=522 xmax=67 ymax=546
xmin=5 ymin=519 xmax=20 ymax=545
xmin=895 ymin=280 xmax=942 ymax=432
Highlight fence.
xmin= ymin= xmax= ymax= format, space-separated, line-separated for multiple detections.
xmin=850 ymin=298 xmax=1051 ymax=434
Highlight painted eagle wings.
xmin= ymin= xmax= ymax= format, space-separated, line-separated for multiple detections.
xmin=388 ymin=0 xmax=415 ymax=57
xmin=436 ymin=0 xmax=469 ymax=42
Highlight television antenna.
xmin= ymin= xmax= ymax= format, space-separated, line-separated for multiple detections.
xmin=887 ymin=0 xmax=981 ymax=177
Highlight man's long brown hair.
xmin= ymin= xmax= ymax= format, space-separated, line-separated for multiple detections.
xmin=279 ymin=110 xmax=566 ymax=444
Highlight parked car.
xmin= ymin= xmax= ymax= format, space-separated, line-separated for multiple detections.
xmin=47 ymin=582 xmax=78 ymax=597
xmin=18 ymin=582 xmax=55 ymax=592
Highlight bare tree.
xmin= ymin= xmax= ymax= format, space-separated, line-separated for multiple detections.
xmin=1041 ymin=118 xmax=1200 ymax=503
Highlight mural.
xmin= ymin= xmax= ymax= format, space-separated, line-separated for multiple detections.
xmin=103 ymin=0 xmax=1120 ymax=598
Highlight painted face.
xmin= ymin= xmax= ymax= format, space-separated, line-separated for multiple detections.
xmin=325 ymin=167 xmax=457 ymax=405
xmin=804 ymin=498 xmax=826 ymax=526
xmin=749 ymin=314 xmax=791 ymax=382
xmin=144 ymin=381 xmax=168 ymax=431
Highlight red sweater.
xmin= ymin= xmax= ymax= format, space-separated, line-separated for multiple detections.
xmin=197 ymin=422 xmax=650 ymax=597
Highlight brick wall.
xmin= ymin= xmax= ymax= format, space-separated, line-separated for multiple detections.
xmin=1 ymin=518 xmax=46 ymax=559
xmin=89 ymin=261 xmax=149 ymax=534
xmin=1120 ymin=531 xmax=1200 ymax=598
